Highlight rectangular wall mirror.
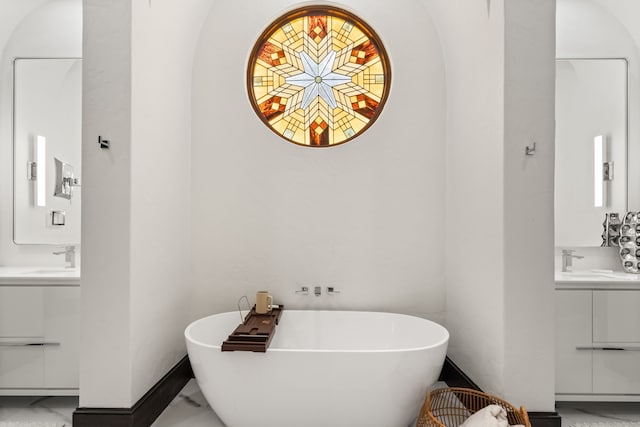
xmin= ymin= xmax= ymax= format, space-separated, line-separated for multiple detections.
xmin=555 ymin=58 xmax=628 ymax=247
xmin=13 ymin=57 xmax=82 ymax=245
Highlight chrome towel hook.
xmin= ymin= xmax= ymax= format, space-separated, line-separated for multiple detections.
xmin=525 ymin=142 xmax=536 ymax=156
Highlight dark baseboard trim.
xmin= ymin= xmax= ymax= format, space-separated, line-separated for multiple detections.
xmin=438 ymin=356 xmax=482 ymax=390
xmin=527 ymin=412 xmax=562 ymax=427
xmin=438 ymin=357 xmax=561 ymax=427
xmin=73 ymin=355 xmax=193 ymax=427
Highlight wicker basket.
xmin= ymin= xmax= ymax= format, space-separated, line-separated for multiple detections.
xmin=416 ymin=387 xmax=531 ymax=427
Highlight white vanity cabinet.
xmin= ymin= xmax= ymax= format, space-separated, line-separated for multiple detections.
xmin=555 ymin=290 xmax=592 ymax=395
xmin=556 ymin=281 xmax=640 ymax=401
xmin=0 ymin=284 xmax=79 ymax=395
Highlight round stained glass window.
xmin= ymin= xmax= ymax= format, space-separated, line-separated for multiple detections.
xmin=247 ymin=6 xmax=391 ymax=147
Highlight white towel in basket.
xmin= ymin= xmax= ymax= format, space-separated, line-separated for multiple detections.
xmin=460 ymin=404 xmax=524 ymax=427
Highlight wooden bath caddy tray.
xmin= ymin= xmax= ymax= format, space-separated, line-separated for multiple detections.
xmin=221 ymin=305 xmax=283 ymax=352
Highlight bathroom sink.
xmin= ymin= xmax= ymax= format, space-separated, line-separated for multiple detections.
xmin=556 ymin=270 xmax=639 ymax=281
xmin=561 ymin=272 xmax=610 ymax=280
xmin=21 ymin=268 xmax=78 ymax=275
xmin=0 ymin=267 xmax=80 ymax=284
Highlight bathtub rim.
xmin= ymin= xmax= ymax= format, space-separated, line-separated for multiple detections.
xmin=185 ymin=309 xmax=449 ymax=354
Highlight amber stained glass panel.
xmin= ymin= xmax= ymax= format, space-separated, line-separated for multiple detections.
xmin=247 ymin=6 xmax=391 ymax=147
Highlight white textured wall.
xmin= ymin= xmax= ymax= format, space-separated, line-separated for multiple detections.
xmin=503 ymin=0 xmax=555 ymax=410
xmin=189 ymin=0 xmax=447 ymax=324
xmin=129 ymin=0 xmax=210 ymax=405
xmin=426 ymin=0 xmax=507 ymax=400
xmin=427 ymin=0 xmax=556 ymax=411
xmin=0 ymin=0 xmax=81 ymax=266
xmin=80 ymin=0 xmax=133 ymax=408
xmin=81 ymin=0 xmax=211 ymax=407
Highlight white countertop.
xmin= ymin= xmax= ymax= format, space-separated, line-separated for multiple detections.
xmin=0 ymin=266 xmax=80 ymax=285
xmin=556 ymin=269 xmax=640 ymax=289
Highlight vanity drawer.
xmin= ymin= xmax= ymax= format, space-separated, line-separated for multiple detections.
xmin=594 ymin=349 xmax=640 ymax=394
xmin=0 ymin=287 xmax=44 ymax=336
xmin=593 ymin=290 xmax=640 ymax=342
xmin=0 ymin=338 xmax=44 ymax=388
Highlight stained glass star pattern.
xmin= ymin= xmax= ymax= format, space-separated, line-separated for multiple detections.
xmin=285 ymin=51 xmax=352 ymax=109
xmin=247 ymin=6 xmax=391 ymax=147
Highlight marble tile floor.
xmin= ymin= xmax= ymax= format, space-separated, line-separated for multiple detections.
xmin=151 ymin=379 xmax=225 ymax=427
xmin=4 ymin=380 xmax=640 ymax=427
xmin=556 ymin=401 xmax=640 ymax=427
xmin=0 ymin=395 xmax=76 ymax=426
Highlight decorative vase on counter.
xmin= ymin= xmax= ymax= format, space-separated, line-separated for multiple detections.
xmin=603 ymin=211 xmax=640 ymax=273
xmin=602 ymin=212 xmax=621 ymax=247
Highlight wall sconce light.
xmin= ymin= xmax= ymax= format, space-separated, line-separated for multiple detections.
xmin=594 ymin=135 xmax=613 ymax=208
xmin=594 ymin=135 xmax=604 ymax=207
xmin=34 ymin=135 xmax=47 ymax=207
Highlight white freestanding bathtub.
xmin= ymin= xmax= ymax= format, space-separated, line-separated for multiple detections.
xmin=185 ymin=310 xmax=449 ymax=427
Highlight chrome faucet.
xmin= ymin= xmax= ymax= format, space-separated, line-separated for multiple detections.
xmin=326 ymin=286 xmax=340 ymax=295
xmin=295 ymin=286 xmax=309 ymax=295
xmin=53 ymin=245 xmax=76 ymax=268
xmin=561 ymin=249 xmax=583 ymax=272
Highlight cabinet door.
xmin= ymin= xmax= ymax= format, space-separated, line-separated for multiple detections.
xmin=593 ymin=290 xmax=640 ymax=342
xmin=556 ymin=290 xmax=593 ymax=394
xmin=44 ymin=287 xmax=80 ymax=388
xmin=593 ymin=290 xmax=640 ymax=394
xmin=0 ymin=287 xmax=44 ymax=336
